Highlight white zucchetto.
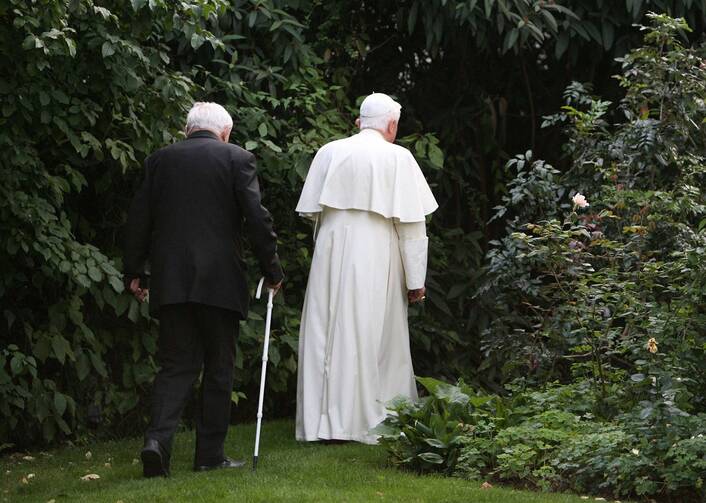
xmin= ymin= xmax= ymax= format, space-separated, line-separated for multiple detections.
xmin=359 ymin=93 xmax=401 ymax=118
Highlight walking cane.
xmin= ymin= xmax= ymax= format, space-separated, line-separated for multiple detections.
xmin=253 ymin=277 xmax=274 ymax=472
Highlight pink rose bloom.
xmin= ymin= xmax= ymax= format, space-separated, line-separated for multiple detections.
xmin=572 ymin=193 xmax=589 ymax=209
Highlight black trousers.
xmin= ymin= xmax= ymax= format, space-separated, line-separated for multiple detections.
xmin=145 ymin=302 xmax=239 ymax=466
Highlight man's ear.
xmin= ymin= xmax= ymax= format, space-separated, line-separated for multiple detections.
xmin=355 ymin=118 xmax=361 ymax=129
xmin=220 ymin=127 xmax=232 ymax=143
xmin=387 ymin=120 xmax=398 ymax=136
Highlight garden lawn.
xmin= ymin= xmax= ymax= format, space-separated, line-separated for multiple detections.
xmin=2 ymin=420 xmax=601 ymax=503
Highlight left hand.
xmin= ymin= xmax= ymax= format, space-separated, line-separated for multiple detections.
xmin=129 ymin=278 xmax=149 ymax=302
xmin=408 ymin=287 xmax=426 ymax=304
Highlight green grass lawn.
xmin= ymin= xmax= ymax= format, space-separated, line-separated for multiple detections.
xmin=2 ymin=420 xmax=605 ymax=502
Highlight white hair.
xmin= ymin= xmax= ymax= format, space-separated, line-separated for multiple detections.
xmin=185 ymin=102 xmax=233 ymax=134
xmin=359 ymin=108 xmax=401 ymax=131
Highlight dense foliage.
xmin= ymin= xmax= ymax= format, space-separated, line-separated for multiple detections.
xmin=0 ymin=0 xmax=353 ymax=447
xmin=1 ymin=8 xmax=704 ymax=502
xmin=314 ymin=0 xmax=706 ymax=383
xmin=378 ymin=377 xmax=706 ymax=501
xmin=0 ymin=0 xmax=447 ymax=447
xmin=379 ymin=14 xmax=706 ymax=501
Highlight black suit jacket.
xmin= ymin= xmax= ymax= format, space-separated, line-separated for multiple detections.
xmin=123 ymin=130 xmax=284 ymax=318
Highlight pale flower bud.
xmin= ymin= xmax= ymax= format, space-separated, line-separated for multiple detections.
xmin=646 ymin=337 xmax=658 ymax=354
xmin=572 ymin=193 xmax=589 ymax=209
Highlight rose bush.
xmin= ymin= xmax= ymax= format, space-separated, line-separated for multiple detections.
xmin=380 ymin=14 xmax=706 ymax=502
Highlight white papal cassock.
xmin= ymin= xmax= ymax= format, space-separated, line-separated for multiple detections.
xmin=295 ymin=128 xmax=438 ymax=444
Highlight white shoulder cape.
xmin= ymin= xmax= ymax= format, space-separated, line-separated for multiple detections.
xmin=295 ymin=129 xmax=438 ymax=223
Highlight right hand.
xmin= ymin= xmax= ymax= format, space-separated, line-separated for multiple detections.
xmin=129 ymin=278 xmax=149 ymax=302
xmin=408 ymin=286 xmax=426 ymax=304
xmin=265 ymin=280 xmax=283 ymax=296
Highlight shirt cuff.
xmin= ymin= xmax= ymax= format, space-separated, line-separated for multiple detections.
xmin=399 ymin=237 xmax=428 ymax=290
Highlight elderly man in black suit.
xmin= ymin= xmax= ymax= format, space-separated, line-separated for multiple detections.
xmin=123 ymin=102 xmax=283 ymax=477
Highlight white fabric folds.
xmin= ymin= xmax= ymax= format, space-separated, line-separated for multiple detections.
xmin=295 ymin=130 xmax=438 ymax=444
xmin=295 ymin=129 xmax=438 ymax=223
xmin=394 ymin=219 xmax=428 ymax=290
xmin=397 ymin=235 xmax=427 ymax=291
xmin=295 ymin=208 xmax=418 ymax=444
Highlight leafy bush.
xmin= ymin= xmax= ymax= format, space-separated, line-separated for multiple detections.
xmin=0 ymin=0 xmax=354 ymax=447
xmin=482 ymin=12 xmax=706 ymax=410
xmin=379 ymin=378 xmax=706 ymax=500
xmin=375 ymin=377 xmax=502 ymax=474
xmin=379 ymin=14 xmax=706 ymax=502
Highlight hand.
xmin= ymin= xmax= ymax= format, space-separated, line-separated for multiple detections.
xmin=265 ymin=280 xmax=283 ymax=296
xmin=408 ymin=287 xmax=426 ymax=304
xmin=129 ymin=278 xmax=149 ymax=302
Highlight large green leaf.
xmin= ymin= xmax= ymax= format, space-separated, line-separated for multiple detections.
xmin=53 ymin=393 xmax=67 ymax=416
xmin=435 ymin=384 xmax=470 ymax=407
xmin=417 ymin=452 xmax=444 ymax=464
xmin=423 ymin=438 xmax=447 ymax=449
xmin=51 ymin=335 xmax=70 ymax=364
xmin=416 ymin=376 xmax=448 ymax=395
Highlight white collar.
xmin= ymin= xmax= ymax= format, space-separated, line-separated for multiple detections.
xmin=358 ymin=128 xmax=385 ymax=139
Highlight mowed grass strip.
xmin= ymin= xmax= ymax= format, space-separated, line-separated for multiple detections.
xmin=1 ymin=420 xmax=597 ymax=502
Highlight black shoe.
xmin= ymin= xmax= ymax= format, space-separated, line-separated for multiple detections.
xmin=193 ymin=457 xmax=246 ymax=472
xmin=141 ymin=439 xmax=170 ymax=478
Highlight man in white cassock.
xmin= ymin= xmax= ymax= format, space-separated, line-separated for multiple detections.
xmin=295 ymin=93 xmax=438 ymax=444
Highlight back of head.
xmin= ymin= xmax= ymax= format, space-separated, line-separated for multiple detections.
xmin=186 ymin=102 xmax=233 ymax=135
xmin=358 ymin=93 xmax=401 ymax=131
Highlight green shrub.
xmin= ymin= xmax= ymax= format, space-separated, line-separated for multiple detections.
xmin=380 ymin=14 xmax=706 ymax=502
xmin=375 ymin=377 xmax=503 ymax=474
xmin=480 ymin=14 xmax=706 ymax=411
xmin=664 ymin=434 xmax=706 ymax=494
xmin=380 ymin=379 xmax=706 ymax=500
xmin=0 ymin=0 xmax=353 ymax=447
